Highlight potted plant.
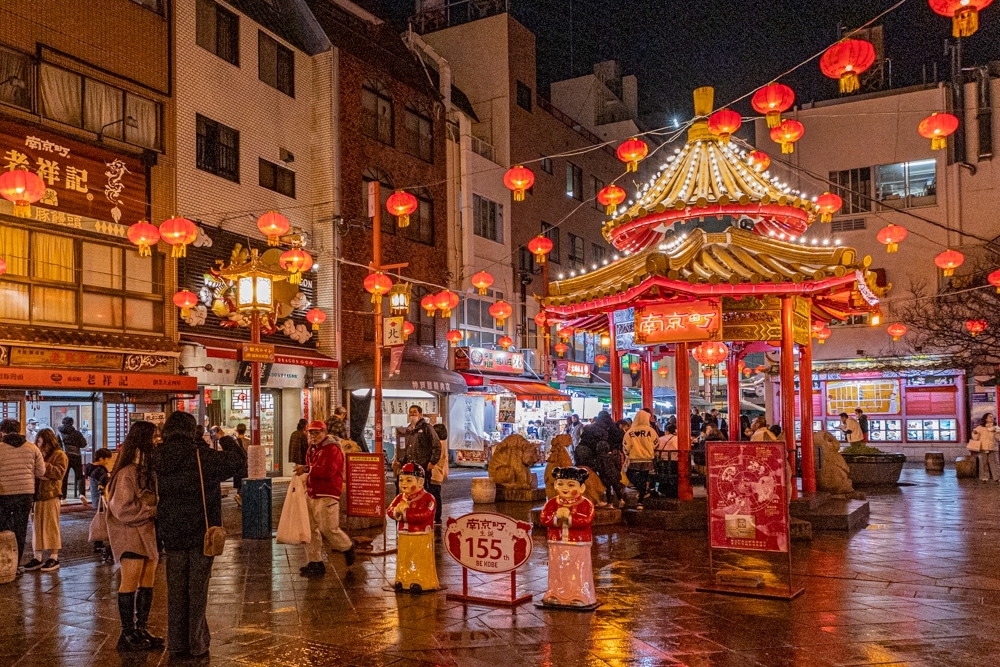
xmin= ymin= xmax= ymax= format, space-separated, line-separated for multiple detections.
xmin=840 ymin=443 xmax=907 ymax=486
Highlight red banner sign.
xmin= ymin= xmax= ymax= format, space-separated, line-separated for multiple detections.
xmin=453 ymin=347 xmax=525 ymax=375
xmin=634 ymin=302 xmax=722 ymax=344
xmin=706 ymin=441 xmax=789 ymax=553
xmin=444 ymin=512 xmax=533 ymax=574
xmin=345 ymin=452 xmax=385 ymax=518
xmin=0 ymin=367 xmax=195 ymax=391
xmin=552 ymin=360 xmax=591 ymax=382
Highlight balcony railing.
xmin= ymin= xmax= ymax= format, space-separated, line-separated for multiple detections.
xmin=470 ymin=136 xmax=496 ymax=163
xmin=411 ymin=0 xmax=509 ymax=34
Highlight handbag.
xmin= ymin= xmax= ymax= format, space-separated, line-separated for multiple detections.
xmin=276 ymin=475 xmax=312 ymax=545
xmin=88 ymin=491 xmax=110 ymax=543
xmin=967 ymin=439 xmax=982 ymax=453
xmin=196 ymin=450 xmax=227 ymax=557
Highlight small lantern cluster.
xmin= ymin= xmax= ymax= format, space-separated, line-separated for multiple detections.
xmin=707 ymin=109 xmax=742 ymax=142
xmin=918 ymin=113 xmax=960 ymax=151
xmin=616 ymin=138 xmax=648 ymax=172
xmin=387 ymin=190 xmax=418 ymax=228
xmin=935 ymin=249 xmax=965 ymax=277
xmin=815 ymin=192 xmax=843 ymax=223
xmin=691 ymin=341 xmax=729 ymax=367
xmin=597 ymin=184 xmax=626 ymax=215
xmin=966 ymin=319 xmax=988 ymax=337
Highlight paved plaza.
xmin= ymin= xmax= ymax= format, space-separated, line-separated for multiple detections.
xmin=2 ymin=468 xmax=1000 ymax=667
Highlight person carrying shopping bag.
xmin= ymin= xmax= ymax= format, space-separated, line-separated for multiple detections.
xmin=970 ymin=413 xmax=999 ymax=482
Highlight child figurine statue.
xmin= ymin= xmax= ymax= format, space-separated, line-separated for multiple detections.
xmin=539 ymin=466 xmax=597 ymax=608
xmin=386 ymin=462 xmax=439 ymax=594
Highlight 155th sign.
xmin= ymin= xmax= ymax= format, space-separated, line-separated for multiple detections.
xmin=444 ymin=513 xmax=532 ymax=574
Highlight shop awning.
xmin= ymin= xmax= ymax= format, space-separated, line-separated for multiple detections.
xmin=565 ymin=383 xmax=641 ymax=403
xmin=181 ymin=335 xmax=339 ymax=368
xmin=341 ymin=359 xmax=467 ymax=394
xmin=490 ymin=379 xmax=570 ymax=402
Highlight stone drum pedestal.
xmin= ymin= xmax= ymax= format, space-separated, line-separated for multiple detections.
xmin=925 ymin=452 xmax=944 ymax=473
xmin=471 ymin=477 xmax=496 ymax=504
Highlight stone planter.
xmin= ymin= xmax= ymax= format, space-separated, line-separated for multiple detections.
xmin=471 ymin=477 xmax=497 ymax=504
xmin=842 ymin=453 xmax=907 ymax=486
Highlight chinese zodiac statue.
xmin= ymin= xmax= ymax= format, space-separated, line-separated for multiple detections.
xmin=814 ymin=430 xmax=854 ymax=495
xmin=386 ymin=463 xmax=439 ymax=594
xmin=545 ymin=435 xmax=607 ymax=507
xmin=488 ymin=434 xmax=539 ymax=490
xmin=539 ymin=467 xmax=597 ymax=608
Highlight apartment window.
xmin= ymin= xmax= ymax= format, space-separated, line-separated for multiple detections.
xmin=361 ymin=168 xmax=394 ymax=233
xmin=404 ymin=106 xmax=433 ymax=162
xmin=566 ymin=162 xmax=583 ymax=200
xmin=408 ymin=286 xmax=436 ymax=347
xmin=591 ymin=243 xmax=607 ymax=266
xmin=591 ymin=176 xmax=605 ymax=210
xmin=361 ymin=78 xmax=393 ymax=144
xmin=519 ymin=247 xmax=535 ymax=275
xmin=828 ymin=167 xmax=871 ymax=214
xmin=459 ymin=291 xmax=506 ymax=347
xmin=258 ymin=32 xmax=294 ymax=97
xmin=568 ymin=233 xmax=584 ymax=269
xmin=402 ymin=190 xmax=434 ymax=245
xmin=196 ymin=114 xmax=240 ymax=182
xmin=0 ymin=47 xmax=32 ymax=111
xmin=0 ymin=223 xmax=162 ymax=331
xmin=196 ymin=0 xmax=240 ymax=66
xmin=541 ymin=222 xmax=560 ymax=264
xmin=875 ymin=159 xmax=937 ymax=209
xmin=516 ymin=80 xmax=532 ymax=112
xmin=830 ymin=218 xmax=866 ymax=233
xmin=540 ymin=157 xmax=553 ymax=174
xmin=473 ymin=194 xmax=503 ymax=243
xmin=259 ymin=158 xmax=295 ymax=198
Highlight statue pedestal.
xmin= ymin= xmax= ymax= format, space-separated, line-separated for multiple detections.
xmin=496 ymin=486 xmax=546 ymax=502
xmin=471 ymin=478 xmax=496 ymax=504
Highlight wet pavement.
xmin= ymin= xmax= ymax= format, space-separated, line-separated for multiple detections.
xmin=4 ymin=467 xmax=1000 ymax=666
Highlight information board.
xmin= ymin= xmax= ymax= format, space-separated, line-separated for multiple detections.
xmin=345 ymin=452 xmax=386 ymax=518
xmin=706 ymin=441 xmax=789 ymax=553
xmin=444 ymin=512 xmax=532 ymax=574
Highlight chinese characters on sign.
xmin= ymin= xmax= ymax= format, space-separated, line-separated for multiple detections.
xmin=551 ymin=360 xmax=591 ymax=382
xmin=0 ymin=368 xmax=197 ymax=392
xmin=383 ymin=316 xmax=404 ymax=347
xmin=8 ymin=347 xmax=123 ymax=370
xmin=497 ymin=395 xmax=516 ymax=423
xmin=453 ymin=347 xmax=525 ymax=375
xmin=346 ymin=452 xmax=386 ymax=517
xmin=240 ymin=343 xmax=276 ymax=364
xmin=706 ymin=442 xmax=789 ymax=553
xmin=613 ymin=308 xmax=636 ymax=350
xmin=444 ymin=513 xmax=533 ymax=574
xmin=634 ymin=303 xmax=722 ymax=344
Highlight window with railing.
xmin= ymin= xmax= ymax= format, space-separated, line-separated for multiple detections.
xmin=473 ymin=194 xmax=503 ymax=243
xmin=828 ymin=167 xmax=872 ymax=214
xmin=875 ymin=159 xmax=937 ymax=209
xmin=470 ymin=136 xmax=495 ymax=162
xmin=0 ymin=47 xmax=32 ymax=111
xmin=361 ymin=79 xmax=393 ymax=145
xmin=405 ymin=106 xmax=433 ymax=162
xmin=196 ymin=114 xmax=239 ymax=182
xmin=196 ymin=0 xmax=239 ymax=66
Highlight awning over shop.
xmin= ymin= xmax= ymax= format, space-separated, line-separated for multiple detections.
xmin=565 ymin=383 xmax=641 ymax=403
xmin=181 ymin=334 xmax=338 ymax=368
xmin=341 ymin=358 xmax=467 ymax=394
xmin=490 ymin=379 xmax=570 ymax=402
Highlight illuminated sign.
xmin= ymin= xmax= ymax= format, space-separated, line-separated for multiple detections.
xmin=634 ymin=303 xmax=722 ymax=344
xmin=454 ymin=347 xmax=524 ymax=375
xmin=552 ymin=360 xmax=591 ymax=382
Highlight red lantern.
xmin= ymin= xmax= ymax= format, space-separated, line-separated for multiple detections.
xmin=707 ymin=109 xmax=742 ymax=142
xmin=557 ymin=325 xmax=574 ymax=341
xmin=702 ymin=368 xmax=714 ymax=378
xmin=815 ymin=192 xmax=843 ymax=223
xmin=595 ymin=354 xmax=608 ymax=368
xmin=498 ymin=335 xmax=513 ymax=350
xmin=966 ymin=319 xmax=988 ymax=337
xmin=386 ymin=190 xmax=418 ymax=228
xmin=159 ymin=216 xmax=198 ymax=258
xmin=747 ymin=150 xmax=771 ymax=172
xmin=816 ymin=326 xmax=832 ymax=344
xmin=126 ymin=220 xmax=160 ymax=257
xmin=446 ymin=329 xmax=464 ymax=346
xmin=0 ymin=258 xmax=6 ymax=276
xmin=628 ymin=361 xmax=640 ymax=373
xmin=877 ymin=224 xmax=909 ymax=253
xmin=554 ymin=342 xmax=569 ymax=358
xmin=256 ymin=211 xmax=290 ymax=246
xmin=597 ymin=184 xmax=626 ymax=215
xmin=534 ymin=311 xmax=550 ymax=328
xmin=616 ymin=137 xmax=648 ymax=172
xmin=988 ymin=269 xmax=1000 ymax=293
xmin=887 ymin=323 xmax=907 ymax=341
xmin=173 ymin=290 xmax=199 ymax=318
xmin=470 ymin=270 xmax=494 ymax=295
xmin=364 ymin=272 xmax=393 ymax=303
xmin=770 ymin=119 xmax=804 ymax=154
xmin=742 ymin=367 xmax=752 ymax=377
xmin=527 ymin=235 xmax=554 ymax=264
xmin=434 ymin=290 xmax=459 ymax=318
xmin=737 ymin=360 xmax=746 ymax=372
xmin=820 ymin=39 xmax=876 ymax=94
xmin=935 ymin=249 xmax=964 ymax=276
xmin=279 ymin=247 xmax=313 ymax=284
xmin=402 ymin=321 xmax=415 ymax=340
xmin=0 ymin=168 xmax=46 ymax=217
xmin=420 ymin=294 xmax=437 ymax=317
xmin=503 ymin=165 xmax=535 ymax=202
xmin=929 ymin=0 xmax=993 ymax=37
xmin=488 ymin=300 xmax=513 ymax=327
xmin=751 ymin=83 xmax=796 ymax=128
xmin=754 ymin=365 xmax=767 ymax=373
xmin=918 ymin=112 xmax=960 ymax=151
xmin=691 ymin=341 xmax=729 ymax=367
xmin=657 ymin=367 xmax=669 ymax=378
xmin=306 ymin=308 xmax=327 ymax=331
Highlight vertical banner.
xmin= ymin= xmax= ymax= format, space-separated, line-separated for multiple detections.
xmin=449 ymin=395 xmax=485 ymax=451
xmin=389 ymin=345 xmax=404 ymax=376
xmin=346 ymin=452 xmax=386 ymax=517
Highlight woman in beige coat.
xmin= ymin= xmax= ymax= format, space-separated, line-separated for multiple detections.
xmin=971 ymin=413 xmax=999 ymax=482
xmin=23 ymin=429 xmax=67 ymax=573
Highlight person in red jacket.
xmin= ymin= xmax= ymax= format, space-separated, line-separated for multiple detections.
xmin=295 ymin=421 xmax=355 ymax=577
xmin=386 ymin=463 xmax=438 ymax=593
xmin=539 ymin=466 xmax=597 ymax=608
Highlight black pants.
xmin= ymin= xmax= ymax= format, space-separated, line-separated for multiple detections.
xmin=0 ymin=494 xmax=34 ymax=565
xmin=626 ymin=467 xmax=651 ymax=503
xmin=62 ymin=452 xmax=83 ymax=498
xmin=232 ymin=476 xmax=242 ymax=493
xmin=600 ymin=469 xmax=626 ymax=504
xmin=429 ymin=483 xmax=442 ymax=523
xmin=166 ymin=547 xmax=213 ymax=656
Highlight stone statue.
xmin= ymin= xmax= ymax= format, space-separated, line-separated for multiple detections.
xmin=814 ymin=430 xmax=854 ymax=494
xmin=545 ymin=435 xmax=607 ymax=507
xmin=339 ymin=439 xmax=362 ymax=455
xmin=488 ymin=434 xmax=539 ymax=490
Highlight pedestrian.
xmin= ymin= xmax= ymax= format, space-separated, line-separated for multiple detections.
xmin=208 ymin=426 xmax=223 ymax=449
xmin=87 ymin=448 xmax=114 ymax=559
xmin=430 ymin=423 xmax=449 ymax=524
xmin=296 ymin=421 xmax=356 ymax=577
xmin=25 ymin=418 xmax=40 ymax=443
xmin=690 ymin=408 xmax=703 ymax=437
xmin=233 ymin=423 xmax=249 ymax=505
xmin=401 ymin=406 xmax=441 ymax=489
xmin=740 ymin=414 xmax=753 ymax=440
xmin=0 ymin=419 xmax=45 ymax=574
xmin=750 ymin=417 xmax=778 ymax=441
xmin=838 ymin=412 xmax=863 ymax=445
xmin=568 ymin=414 xmax=583 ymax=451
xmin=970 ymin=413 xmax=999 ymax=483
xmin=595 ymin=424 xmax=626 ymax=508
xmin=195 ymin=425 xmax=213 ymax=449
xmin=623 ymin=409 xmax=658 ymax=510
xmin=854 ymin=408 xmax=869 ymax=444
xmin=288 ymin=419 xmax=308 ymax=466
xmin=21 ymin=429 xmax=67 ymax=573
xmin=152 ymin=411 xmax=246 ymax=659
xmin=573 ymin=423 xmax=600 ymax=470
xmin=58 ymin=417 xmax=87 ymax=499
xmin=105 ymin=421 xmax=161 ymax=652
xmin=640 ymin=408 xmax=663 ymax=438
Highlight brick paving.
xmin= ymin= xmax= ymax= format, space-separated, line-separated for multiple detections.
xmin=3 ymin=468 xmax=1000 ymax=666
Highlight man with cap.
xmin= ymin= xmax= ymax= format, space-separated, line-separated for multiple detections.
xmin=386 ymin=462 xmax=438 ymax=593
xmin=539 ymin=466 xmax=597 ymax=607
xmin=294 ymin=421 xmax=355 ymax=577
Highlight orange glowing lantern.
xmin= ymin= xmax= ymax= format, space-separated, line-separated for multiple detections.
xmin=751 ymin=83 xmax=796 ymax=128
xmin=877 ymin=224 xmax=908 ymax=253
xmin=446 ymin=329 xmax=464 ymax=346
xmin=159 ymin=216 xmax=198 ymax=258
xmin=503 ymin=165 xmax=535 ymax=202
xmin=815 ymin=326 xmax=832 ymax=344
xmin=887 ymin=322 xmax=907 ymax=341
xmin=820 ymin=39 xmax=876 ymax=94
xmin=737 ymin=360 xmax=746 ymax=372
xmin=770 ymin=119 xmax=804 ymax=154
xmin=173 ymin=290 xmax=199 ymax=318
xmin=402 ymin=321 xmax=415 ymax=340
xmin=434 ymin=290 xmax=459 ymax=318
xmin=554 ymin=342 xmax=569 ymax=358
xmin=628 ymin=361 xmax=640 ymax=373
xmin=815 ymin=192 xmax=843 ymax=222
xmin=0 ymin=168 xmax=46 ymax=217
xmin=707 ymin=108 xmax=742 ymax=142
xmin=498 ymin=335 xmax=513 ymax=350
xmin=470 ymin=270 xmax=494 ymax=295
xmin=742 ymin=367 xmax=752 ymax=377
xmin=306 ymin=308 xmax=326 ymax=331
xmin=0 ymin=258 xmax=6 ymax=276
xmin=527 ymin=235 xmax=554 ymax=264
xmin=702 ymin=368 xmax=714 ymax=378
xmin=966 ymin=319 xmax=988 ymax=337
xmin=364 ymin=272 xmax=393 ymax=303
xmin=386 ymin=190 xmax=418 ymax=227
xmin=420 ymin=294 xmax=437 ymax=317
xmin=488 ymin=300 xmax=513 ymax=327
xmin=935 ymin=249 xmax=964 ymax=276
xmin=256 ymin=211 xmax=290 ymax=246
xmin=557 ymin=325 xmax=574 ymax=341
xmin=279 ymin=247 xmax=313 ymax=284
xmin=658 ymin=367 xmax=669 ymax=378
xmin=595 ymin=354 xmax=608 ymax=368
xmin=918 ymin=112 xmax=960 ymax=151
xmin=534 ymin=311 xmax=551 ymax=328
xmin=929 ymin=0 xmax=993 ymax=37
xmin=747 ymin=150 xmax=771 ymax=172
xmin=597 ymin=184 xmax=626 ymax=215
xmin=126 ymin=220 xmax=161 ymax=257
xmin=691 ymin=341 xmax=729 ymax=367
xmin=988 ymin=269 xmax=1000 ymax=293
xmin=616 ymin=137 xmax=648 ymax=172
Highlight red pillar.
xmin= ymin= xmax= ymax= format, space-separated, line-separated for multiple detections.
xmin=641 ymin=350 xmax=653 ymax=412
xmin=780 ymin=297 xmax=798 ymax=499
xmin=608 ymin=315 xmax=623 ymax=421
xmin=726 ymin=353 xmax=740 ymax=441
xmin=675 ymin=342 xmax=693 ymax=500
xmin=799 ymin=339 xmax=816 ymax=493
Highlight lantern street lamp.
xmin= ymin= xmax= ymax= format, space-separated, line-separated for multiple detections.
xmin=388 ymin=281 xmax=412 ymax=315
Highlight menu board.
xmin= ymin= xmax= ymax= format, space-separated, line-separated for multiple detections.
xmin=346 ymin=452 xmax=386 ymax=517
xmin=706 ymin=442 xmax=789 ymax=553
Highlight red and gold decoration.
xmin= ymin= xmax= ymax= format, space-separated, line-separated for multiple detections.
xmin=616 ymin=137 xmax=648 ymax=172
xmin=306 ymin=308 xmax=326 ymax=331
xmin=528 ymin=235 xmax=554 ymax=264
xmin=554 ymin=342 xmax=569 ymax=358
xmin=988 ymin=269 xmax=1000 ymax=293
xmin=488 ymin=300 xmax=513 ymax=327
xmin=929 ymin=0 xmax=993 ymax=37
xmin=279 ymin=247 xmax=313 ymax=284
xmin=470 ymin=270 xmax=494 ymax=295
xmin=742 ymin=367 xmax=752 ymax=377
xmin=770 ymin=119 xmax=805 ymax=154
xmin=364 ymin=271 xmax=393 ymax=303
xmin=557 ymin=324 xmax=574 ymax=341
xmin=815 ymin=192 xmax=843 ymax=222
xmin=0 ymin=168 xmax=46 ymax=217
xmin=498 ymin=335 xmax=513 ymax=350
xmin=126 ymin=220 xmax=160 ymax=257
xmin=386 ymin=190 xmax=418 ymax=228
xmin=691 ymin=341 xmax=728 ymax=367
xmin=256 ymin=211 xmax=290 ymax=246
xmin=747 ymin=150 xmax=770 ymax=172
xmin=420 ymin=294 xmax=437 ymax=317
xmin=707 ymin=108 xmax=742 ymax=142
xmin=820 ymin=39 xmax=876 ymax=94
xmin=434 ymin=290 xmax=459 ymax=318
xmin=172 ymin=290 xmax=199 ymax=318
xmin=446 ymin=329 xmax=464 ymax=346
xmin=658 ymin=367 xmax=669 ymax=378
xmin=934 ymin=249 xmax=964 ymax=276
xmin=402 ymin=321 xmax=415 ymax=341
xmin=876 ymin=223 xmax=908 ymax=253
xmin=887 ymin=322 xmax=907 ymax=341
xmin=917 ymin=112 xmax=960 ymax=151
xmin=0 ymin=258 xmax=6 ymax=276
xmin=966 ymin=319 xmax=988 ymax=337
xmin=752 ymin=83 xmax=796 ymax=128
xmin=597 ymin=184 xmax=627 ymax=215
xmin=159 ymin=216 xmax=198 ymax=258
xmin=628 ymin=361 xmax=641 ymax=373
xmin=815 ymin=325 xmax=832 ymax=344
xmin=535 ymin=311 xmax=551 ymax=328
xmin=503 ymin=165 xmax=535 ymax=202
xmin=595 ymin=353 xmax=608 ymax=368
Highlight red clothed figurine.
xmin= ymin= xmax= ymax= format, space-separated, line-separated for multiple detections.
xmin=386 ymin=463 xmax=439 ymax=593
xmin=539 ymin=467 xmax=597 ymax=608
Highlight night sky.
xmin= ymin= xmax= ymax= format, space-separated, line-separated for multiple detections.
xmin=380 ymin=0 xmax=999 ymax=128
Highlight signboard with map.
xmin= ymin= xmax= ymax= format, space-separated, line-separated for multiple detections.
xmin=825 ymin=379 xmax=901 ymax=416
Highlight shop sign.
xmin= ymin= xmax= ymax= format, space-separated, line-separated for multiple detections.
xmin=130 ymin=412 xmax=166 ymax=427
xmin=383 ymin=316 xmax=405 ymax=347
xmin=613 ymin=308 xmax=636 ymax=350
xmin=825 ymin=379 xmax=900 ymax=416
xmin=444 ymin=512 xmax=533 ymax=574
xmin=706 ymin=441 xmax=789 ymax=553
xmin=454 ymin=347 xmax=524 ymax=375
xmin=634 ymin=303 xmax=721 ymax=345
xmin=497 ymin=395 xmax=516 ymax=423
xmin=382 ymin=398 xmax=437 ymax=415
xmin=0 ymin=119 xmax=146 ymax=229
xmin=346 ymin=452 xmax=385 ymax=518
xmin=240 ymin=343 xmax=275 ymax=363
xmin=720 ymin=296 xmax=810 ymax=346
xmin=8 ymin=347 xmax=123 ymax=370
xmin=0 ymin=368 xmax=196 ymax=391
xmin=551 ymin=360 xmax=591 ymax=382
xmin=235 ymin=362 xmax=273 ymax=385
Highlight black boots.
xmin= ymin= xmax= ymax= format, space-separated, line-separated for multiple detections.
xmin=135 ymin=588 xmax=164 ymax=648
xmin=116 ymin=592 xmax=152 ymax=651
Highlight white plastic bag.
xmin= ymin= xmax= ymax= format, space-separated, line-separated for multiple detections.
xmin=276 ymin=475 xmax=312 ymax=545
